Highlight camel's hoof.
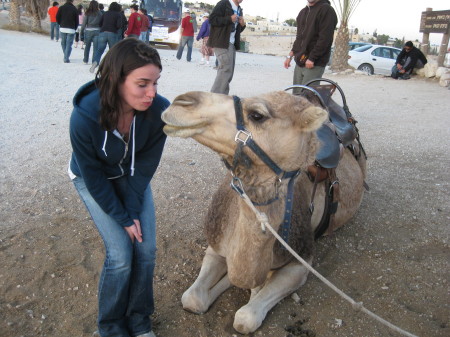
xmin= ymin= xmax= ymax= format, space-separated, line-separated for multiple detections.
xmin=233 ymin=307 xmax=262 ymax=334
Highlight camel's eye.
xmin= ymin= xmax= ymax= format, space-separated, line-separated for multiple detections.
xmin=247 ymin=110 xmax=267 ymax=123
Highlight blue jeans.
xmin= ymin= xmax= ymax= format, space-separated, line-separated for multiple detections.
xmin=60 ymin=32 xmax=75 ymax=62
xmin=176 ymin=36 xmax=193 ymax=62
xmin=95 ymin=31 xmax=119 ymax=64
xmin=72 ymin=176 xmax=156 ymax=337
xmin=84 ymin=30 xmax=100 ymax=64
xmin=50 ymin=22 xmax=60 ymax=41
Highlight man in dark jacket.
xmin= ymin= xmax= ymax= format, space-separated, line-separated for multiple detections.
xmin=208 ymin=0 xmax=246 ymax=95
xmin=392 ymin=41 xmax=428 ymax=80
xmin=283 ymin=0 xmax=337 ymax=91
xmin=56 ymin=0 xmax=79 ymax=63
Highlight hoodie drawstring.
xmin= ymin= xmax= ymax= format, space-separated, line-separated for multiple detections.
xmin=102 ymin=118 xmax=136 ymax=176
xmin=102 ymin=131 xmax=108 ymax=156
xmin=130 ymin=116 xmax=136 ymax=176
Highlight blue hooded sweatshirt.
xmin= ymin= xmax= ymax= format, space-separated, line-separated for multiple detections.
xmin=69 ymin=80 xmax=169 ymax=227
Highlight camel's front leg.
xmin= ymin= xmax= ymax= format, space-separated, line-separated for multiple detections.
xmin=233 ymin=259 xmax=312 ymax=334
xmin=182 ymin=246 xmax=231 ymax=313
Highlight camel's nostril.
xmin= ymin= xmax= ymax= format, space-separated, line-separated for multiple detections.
xmin=173 ymin=92 xmax=202 ymax=107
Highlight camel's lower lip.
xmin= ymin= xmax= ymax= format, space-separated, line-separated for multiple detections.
xmin=163 ymin=124 xmax=204 ymax=138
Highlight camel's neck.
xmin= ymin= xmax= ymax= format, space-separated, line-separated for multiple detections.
xmin=226 ymin=180 xmax=290 ymax=288
xmin=232 ymin=166 xmax=288 ymax=205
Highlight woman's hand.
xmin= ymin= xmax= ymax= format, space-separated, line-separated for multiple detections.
xmin=124 ymin=219 xmax=143 ymax=243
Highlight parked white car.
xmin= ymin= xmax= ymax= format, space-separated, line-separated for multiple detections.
xmin=348 ymin=44 xmax=402 ymax=75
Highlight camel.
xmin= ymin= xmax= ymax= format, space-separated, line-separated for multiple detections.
xmin=161 ymin=88 xmax=367 ymax=334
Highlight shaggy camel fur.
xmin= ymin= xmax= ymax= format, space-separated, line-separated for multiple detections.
xmin=162 ymin=91 xmax=366 ymax=334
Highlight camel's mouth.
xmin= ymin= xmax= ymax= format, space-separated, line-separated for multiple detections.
xmin=163 ymin=123 xmax=206 ymax=138
xmin=162 ymin=93 xmax=210 ymax=138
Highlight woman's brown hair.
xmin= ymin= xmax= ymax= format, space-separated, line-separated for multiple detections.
xmin=95 ymin=38 xmax=162 ymax=131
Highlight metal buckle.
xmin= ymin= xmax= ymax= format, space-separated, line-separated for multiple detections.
xmin=230 ymin=176 xmax=245 ymax=196
xmin=234 ymin=129 xmax=252 ymax=145
xmin=329 ymin=179 xmax=339 ymax=195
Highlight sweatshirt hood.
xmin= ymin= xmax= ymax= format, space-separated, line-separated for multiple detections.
xmin=72 ymin=80 xmax=137 ymax=176
xmin=73 ymin=80 xmax=101 ymax=123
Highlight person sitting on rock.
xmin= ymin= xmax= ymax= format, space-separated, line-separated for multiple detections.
xmin=392 ymin=41 xmax=427 ymax=80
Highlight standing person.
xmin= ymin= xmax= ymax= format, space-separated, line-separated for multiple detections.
xmin=98 ymin=3 xmax=105 ymax=14
xmin=146 ymin=12 xmax=154 ymax=43
xmin=81 ymin=0 xmax=102 ymax=65
xmin=176 ymin=9 xmax=194 ymax=62
xmin=124 ymin=4 xmax=142 ymax=38
xmin=283 ymin=0 xmax=337 ymax=92
xmin=69 ymin=38 xmax=168 ymax=337
xmin=118 ymin=4 xmax=128 ymax=40
xmin=74 ymin=4 xmax=84 ymax=48
xmin=56 ymin=0 xmax=79 ymax=63
xmin=196 ymin=13 xmax=213 ymax=66
xmin=48 ymin=2 xmax=60 ymax=42
xmin=190 ymin=11 xmax=197 ymax=32
xmin=208 ymin=0 xmax=246 ymax=95
xmin=91 ymin=1 xmax=122 ymax=73
xmin=138 ymin=8 xmax=150 ymax=42
xmin=391 ymin=41 xmax=428 ymax=80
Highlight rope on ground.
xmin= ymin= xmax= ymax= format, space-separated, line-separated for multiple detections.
xmin=239 ymin=192 xmax=419 ymax=337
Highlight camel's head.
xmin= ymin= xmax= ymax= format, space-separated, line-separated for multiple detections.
xmin=162 ymin=91 xmax=328 ymax=172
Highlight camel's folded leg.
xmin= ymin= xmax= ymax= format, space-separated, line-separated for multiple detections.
xmin=182 ymin=246 xmax=231 ymax=313
xmin=233 ymin=259 xmax=312 ymax=334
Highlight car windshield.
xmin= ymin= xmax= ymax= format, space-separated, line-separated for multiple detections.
xmin=145 ymin=0 xmax=181 ymax=20
xmin=352 ymin=45 xmax=373 ymax=52
xmin=349 ymin=43 xmax=369 ymax=50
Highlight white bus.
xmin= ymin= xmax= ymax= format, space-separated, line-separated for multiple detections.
xmin=144 ymin=0 xmax=183 ymax=50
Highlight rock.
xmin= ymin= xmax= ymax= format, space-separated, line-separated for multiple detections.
xmin=424 ymin=61 xmax=438 ymax=78
xmin=435 ymin=67 xmax=447 ymax=79
xmin=415 ymin=68 xmax=425 ymax=77
xmin=291 ymin=292 xmax=301 ymax=303
xmin=439 ymin=72 xmax=450 ymax=87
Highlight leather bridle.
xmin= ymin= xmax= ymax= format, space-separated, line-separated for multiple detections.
xmin=228 ymin=89 xmax=328 ymax=243
xmin=229 ymin=95 xmax=301 ymax=242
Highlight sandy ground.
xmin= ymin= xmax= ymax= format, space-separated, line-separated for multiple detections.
xmin=0 ymin=21 xmax=450 ymax=337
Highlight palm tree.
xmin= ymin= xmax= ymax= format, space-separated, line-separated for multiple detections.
xmin=8 ymin=0 xmax=48 ymax=31
xmin=8 ymin=0 xmax=22 ymax=26
xmin=28 ymin=0 xmax=49 ymax=31
xmin=330 ymin=0 xmax=361 ymax=72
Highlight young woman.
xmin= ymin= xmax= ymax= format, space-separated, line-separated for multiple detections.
xmin=74 ymin=4 xmax=84 ymax=48
xmin=81 ymin=0 xmax=102 ymax=65
xmin=91 ymin=1 xmax=122 ymax=73
xmin=196 ymin=14 xmax=214 ymax=65
xmin=69 ymin=38 xmax=169 ymax=337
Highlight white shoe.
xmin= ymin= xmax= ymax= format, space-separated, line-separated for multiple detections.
xmin=199 ymin=60 xmax=205 ymax=65
xmin=90 ymin=61 xmax=98 ymax=73
xmin=136 ymin=331 xmax=156 ymax=337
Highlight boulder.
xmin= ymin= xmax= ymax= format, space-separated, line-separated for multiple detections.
xmin=435 ymin=67 xmax=447 ymax=79
xmin=424 ymin=61 xmax=438 ymax=78
xmin=439 ymin=71 xmax=450 ymax=87
xmin=415 ymin=68 xmax=426 ymax=77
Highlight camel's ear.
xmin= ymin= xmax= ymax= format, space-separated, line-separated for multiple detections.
xmin=297 ymin=106 xmax=328 ymax=132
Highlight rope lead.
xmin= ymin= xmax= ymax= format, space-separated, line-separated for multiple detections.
xmin=237 ymin=187 xmax=419 ymax=337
